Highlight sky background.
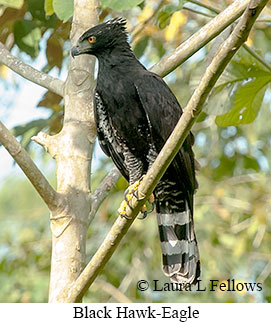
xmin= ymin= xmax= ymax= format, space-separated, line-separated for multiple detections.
xmin=0 ymin=41 xmax=54 ymax=181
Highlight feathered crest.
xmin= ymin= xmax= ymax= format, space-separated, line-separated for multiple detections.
xmin=105 ymin=17 xmax=127 ymax=29
xmin=104 ymin=17 xmax=128 ymax=39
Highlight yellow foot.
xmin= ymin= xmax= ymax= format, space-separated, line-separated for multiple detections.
xmin=118 ymin=195 xmax=133 ymax=219
xmin=118 ymin=177 xmax=144 ymax=219
xmin=118 ymin=176 xmax=155 ymax=219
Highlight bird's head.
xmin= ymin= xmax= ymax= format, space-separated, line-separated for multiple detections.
xmin=71 ymin=18 xmax=129 ymax=58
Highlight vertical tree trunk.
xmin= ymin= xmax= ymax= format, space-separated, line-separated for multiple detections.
xmin=47 ymin=0 xmax=99 ymax=302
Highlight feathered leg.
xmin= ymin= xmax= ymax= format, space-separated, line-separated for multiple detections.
xmin=118 ymin=148 xmax=154 ymax=218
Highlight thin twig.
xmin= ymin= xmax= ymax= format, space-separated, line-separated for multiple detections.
xmin=187 ymin=0 xmax=271 ymax=72
xmin=0 ymin=42 xmax=64 ymax=97
xmin=0 ymin=120 xmax=61 ymax=211
xmin=256 ymin=18 xmax=271 ymax=22
xmin=183 ymin=6 xmax=215 ymax=18
xmin=65 ymin=0 xmax=268 ymax=302
xmin=89 ymin=167 xmax=121 ymax=222
xmin=188 ymin=0 xmax=221 ymax=14
xmin=243 ymin=44 xmax=271 ymax=71
xmin=257 ymin=260 xmax=271 ymax=283
xmin=151 ymin=0 xmax=251 ymax=77
xmin=94 ymin=279 xmax=132 ymax=303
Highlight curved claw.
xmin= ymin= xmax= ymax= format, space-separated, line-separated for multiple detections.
xmin=138 ymin=199 xmax=155 ymax=220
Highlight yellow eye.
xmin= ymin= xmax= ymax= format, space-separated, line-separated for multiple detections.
xmin=88 ymin=36 xmax=96 ymax=44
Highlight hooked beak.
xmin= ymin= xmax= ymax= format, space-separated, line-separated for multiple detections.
xmin=71 ymin=39 xmax=95 ymax=58
xmin=71 ymin=45 xmax=81 ymax=58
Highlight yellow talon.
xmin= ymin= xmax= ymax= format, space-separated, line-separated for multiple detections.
xmin=118 ymin=177 xmax=144 ymax=218
xmin=118 ymin=200 xmax=129 ymax=217
xmin=118 ymin=175 xmax=155 ymax=219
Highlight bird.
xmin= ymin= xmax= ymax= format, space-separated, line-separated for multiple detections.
xmin=71 ymin=18 xmax=200 ymax=284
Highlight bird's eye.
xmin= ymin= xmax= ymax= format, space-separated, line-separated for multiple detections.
xmin=88 ymin=36 xmax=96 ymax=44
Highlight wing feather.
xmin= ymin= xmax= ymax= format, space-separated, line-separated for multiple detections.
xmin=135 ymin=72 xmax=197 ymax=209
xmin=94 ymin=91 xmax=129 ymax=180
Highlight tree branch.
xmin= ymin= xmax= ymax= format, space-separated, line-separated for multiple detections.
xmin=151 ymin=0 xmax=251 ymax=77
xmin=89 ymin=167 xmax=121 ymax=222
xmin=186 ymin=0 xmax=271 ymax=72
xmin=243 ymin=43 xmax=271 ymax=71
xmin=0 ymin=120 xmax=60 ymax=212
xmin=65 ymin=0 xmax=268 ymax=302
xmin=187 ymin=0 xmax=221 ymax=14
xmin=0 ymin=42 xmax=64 ymax=97
xmin=183 ymin=6 xmax=215 ymax=18
xmin=47 ymin=0 xmax=99 ymax=303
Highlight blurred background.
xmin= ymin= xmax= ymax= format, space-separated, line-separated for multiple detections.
xmin=0 ymin=0 xmax=270 ymax=302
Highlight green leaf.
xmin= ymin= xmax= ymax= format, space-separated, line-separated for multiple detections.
xmin=14 ymin=20 xmax=41 ymax=58
xmin=52 ymin=0 xmax=73 ymax=22
xmin=37 ymin=90 xmax=62 ymax=110
xmin=212 ymin=155 xmax=236 ymax=180
xmin=133 ymin=36 xmax=149 ymax=58
xmin=46 ymin=33 xmax=63 ymax=69
xmin=215 ymin=77 xmax=271 ymax=127
xmin=204 ymin=82 xmax=237 ymax=116
xmin=230 ymin=60 xmax=271 ymax=79
xmin=100 ymin=0 xmax=144 ymax=11
xmin=157 ymin=6 xmax=178 ymax=29
xmin=44 ymin=0 xmax=54 ymax=16
xmin=243 ymin=156 xmax=259 ymax=171
xmin=204 ymin=57 xmax=271 ymax=116
xmin=9 ymin=118 xmax=48 ymax=149
xmin=196 ymin=112 xmax=208 ymax=123
xmin=156 ymin=0 xmax=185 ymax=29
xmin=25 ymin=0 xmax=57 ymax=27
xmin=11 ymin=119 xmax=48 ymax=138
xmin=0 ymin=0 xmax=23 ymax=9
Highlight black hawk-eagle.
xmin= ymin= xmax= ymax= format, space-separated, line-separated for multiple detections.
xmin=71 ymin=18 xmax=200 ymax=284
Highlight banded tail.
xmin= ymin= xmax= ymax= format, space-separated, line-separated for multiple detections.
xmin=156 ymin=206 xmax=200 ymax=284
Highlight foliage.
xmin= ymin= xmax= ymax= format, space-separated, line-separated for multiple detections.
xmin=0 ymin=176 xmax=51 ymax=302
xmin=156 ymin=0 xmax=186 ymax=29
xmin=205 ymin=51 xmax=271 ymax=127
xmin=46 ymin=0 xmax=74 ymax=22
xmin=0 ymin=0 xmax=23 ymax=8
xmin=100 ymin=0 xmax=144 ymax=12
xmin=0 ymin=0 xmax=270 ymax=302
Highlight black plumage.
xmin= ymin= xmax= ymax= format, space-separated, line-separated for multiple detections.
xmin=72 ymin=18 xmax=200 ymax=284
